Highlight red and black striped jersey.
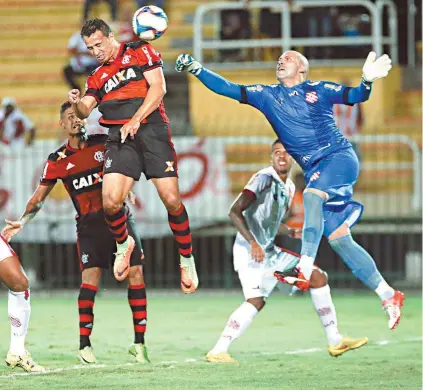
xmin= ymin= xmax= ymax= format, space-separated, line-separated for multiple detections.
xmin=40 ymin=134 xmax=108 ymax=228
xmin=84 ymin=41 xmax=169 ymax=126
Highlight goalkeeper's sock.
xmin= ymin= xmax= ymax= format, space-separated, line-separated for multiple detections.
xmin=78 ymin=284 xmax=97 ymax=350
xmin=310 ymin=285 xmax=342 ymax=347
xmin=8 ymin=289 xmax=30 ymax=355
xmin=209 ymin=302 xmax=258 ymax=354
xmin=329 ymin=234 xmax=394 ymax=300
xmin=128 ymin=284 xmax=147 ymax=344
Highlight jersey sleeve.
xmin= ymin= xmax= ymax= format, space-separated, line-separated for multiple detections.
xmin=243 ymin=173 xmax=272 ymax=198
xmin=239 ymin=84 xmax=267 ymax=110
xmin=134 ymin=43 xmax=163 ymax=73
xmin=321 ymin=82 xmax=350 ymax=105
xmin=39 ymin=155 xmax=60 ymax=186
xmin=84 ymin=74 xmax=101 ymax=104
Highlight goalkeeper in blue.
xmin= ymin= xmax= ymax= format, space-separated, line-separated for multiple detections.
xmin=176 ymin=50 xmax=404 ymax=330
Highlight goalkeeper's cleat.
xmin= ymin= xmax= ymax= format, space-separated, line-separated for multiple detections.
xmin=77 ymin=346 xmax=97 ymax=364
xmin=180 ymin=255 xmax=199 ymax=294
xmin=113 ymin=235 xmax=135 ymax=281
xmin=328 ymin=336 xmax=368 ymax=357
xmin=382 ymin=290 xmax=405 ymax=330
xmin=206 ymin=351 xmax=238 ymax=364
xmin=129 ymin=343 xmax=151 ymax=364
xmin=5 ymin=350 xmax=45 ymax=372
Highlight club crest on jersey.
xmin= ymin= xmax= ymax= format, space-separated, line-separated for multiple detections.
xmin=305 ymin=91 xmax=318 ymax=103
xmin=103 ymin=68 xmax=136 ymax=93
xmin=94 ymin=151 xmax=105 ymax=162
xmin=121 ymin=55 xmax=131 ymax=65
xmin=73 ymin=172 xmax=103 ymax=190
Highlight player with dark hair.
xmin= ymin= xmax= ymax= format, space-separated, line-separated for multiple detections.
xmin=206 ymin=141 xmax=367 ymax=363
xmin=67 ymin=18 xmax=198 ymax=293
xmin=2 ymin=102 xmax=150 ymax=364
xmin=176 ymin=50 xmax=404 ymax=329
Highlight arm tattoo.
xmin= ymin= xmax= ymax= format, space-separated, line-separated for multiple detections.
xmin=20 ymin=201 xmax=44 ymax=225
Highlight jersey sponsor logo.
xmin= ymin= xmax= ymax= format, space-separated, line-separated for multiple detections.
xmin=246 ymin=85 xmax=263 ymax=92
xmin=141 ymin=46 xmax=153 ymax=66
xmin=72 ymin=172 xmax=103 ymax=190
xmin=103 ymin=68 xmax=137 ymax=93
xmin=121 ymin=55 xmax=131 ymax=65
xmin=57 ymin=151 xmax=67 ymax=160
xmin=66 ymin=162 xmax=75 ymax=170
xmin=289 ymin=91 xmax=299 ymax=97
xmin=94 ymin=151 xmax=105 ymax=162
xmin=305 ymin=91 xmax=318 ymax=103
xmin=81 ymin=253 xmax=89 ymax=264
xmin=324 ymin=83 xmax=342 ymax=92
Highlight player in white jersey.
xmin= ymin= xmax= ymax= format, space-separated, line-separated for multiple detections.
xmin=206 ymin=141 xmax=368 ymax=363
xmin=0 ymin=237 xmax=44 ymax=372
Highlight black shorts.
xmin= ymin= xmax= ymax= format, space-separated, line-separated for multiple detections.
xmin=76 ymin=214 xmax=144 ymax=271
xmin=104 ymin=123 xmax=178 ymax=180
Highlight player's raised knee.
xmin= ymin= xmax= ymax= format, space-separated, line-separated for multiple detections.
xmin=162 ymin=193 xmax=181 ymax=213
xmin=102 ymin=190 xmax=124 ymax=214
xmin=246 ymin=297 xmax=266 ymax=311
xmin=310 ymin=267 xmax=328 ymax=288
xmin=9 ymin=273 xmax=29 ymax=293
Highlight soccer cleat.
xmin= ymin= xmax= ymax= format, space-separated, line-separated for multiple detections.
xmin=113 ymin=235 xmax=135 ymax=281
xmin=5 ymin=350 xmax=45 ymax=372
xmin=180 ymin=255 xmax=199 ymax=294
xmin=274 ymin=268 xmax=310 ymax=291
xmin=77 ymin=346 xmax=96 ymax=364
xmin=129 ymin=343 xmax=151 ymax=364
xmin=328 ymin=336 xmax=368 ymax=357
xmin=382 ymin=290 xmax=405 ymax=330
xmin=205 ymin=351 xmax=238 ymax=364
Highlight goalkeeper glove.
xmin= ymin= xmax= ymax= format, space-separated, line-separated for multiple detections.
xmin=175 ymin=54 xmax=203 ymax=76
xmin=362 ymin=51 xmax=392 ymax=83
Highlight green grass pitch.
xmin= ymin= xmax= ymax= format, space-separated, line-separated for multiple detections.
xmin=0 ymin=291 xmax=421 ymax=389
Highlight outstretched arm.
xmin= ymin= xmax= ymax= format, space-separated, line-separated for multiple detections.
xmin=1 ymin=184 xmax=54 ymax=241
xmin=175 ymin=54 xmax=242 ymax=101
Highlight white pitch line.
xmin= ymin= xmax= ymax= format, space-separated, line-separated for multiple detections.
xmin=0 ymin=337 xmax=421 ymax=379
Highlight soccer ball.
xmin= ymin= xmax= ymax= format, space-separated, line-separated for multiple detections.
xmin=132 ymin=6 xmax=168 ymax=41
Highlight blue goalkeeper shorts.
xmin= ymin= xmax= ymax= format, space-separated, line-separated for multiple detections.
xmin=304 ymin=147 xmax=364 ymax=237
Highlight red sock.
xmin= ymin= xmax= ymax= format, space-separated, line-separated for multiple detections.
xmin=104 ymin=207 xmax=128 ymax=244
xmin=78 ymin=283 xmax=97 ymax=349
xmin=128 ymin=284 xmax=147 ymax=344
xmin=168 ymin=204 xmax=192 ymax=258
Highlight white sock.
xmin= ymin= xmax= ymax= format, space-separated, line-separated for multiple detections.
xmin=374 ymin=280 xmax=395 ymax=301
xmin=210 ymin=302 xmax=258 ymax=354
xmin=298 ymin=255 xmax=314 ymax=280
xmin=310 ymin=285 xmax=342 ymax=347
xmin=8 ymin=289 xmax=31 ymax=355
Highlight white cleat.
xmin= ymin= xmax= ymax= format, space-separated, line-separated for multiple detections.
xmin=382 ymin=290 xmax=405 ymax=330
xmin=77 ymin=346 xmax=97 ymax=364
xmin=180 ymin=255 xmax=199 ymax=294
xmin=5 ymin=350 xmax=45 ymax=372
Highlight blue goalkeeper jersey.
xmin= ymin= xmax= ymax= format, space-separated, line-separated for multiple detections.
xmin=240 ymin=80 xmax=358 ymax=170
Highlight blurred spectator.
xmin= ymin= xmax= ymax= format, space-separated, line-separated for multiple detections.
xmin=83 ymin=0 xmax=118 ymax=23
xmin=119 ymin=6 xmax=139 ymax=44
xmin=136 ymin=0 xmax=165 ymax=10
xmin=63 ymin=30 xmax=99 ymax=91
xmin=334 ymin=80 xmax=364 ymax=161
xmin=0 ymin=97 xmax=36 ymax=149
xmin=303 ymin=3 xmax=334 ymax=59
xmin=220 ymin=9 xmax=251 ymax=61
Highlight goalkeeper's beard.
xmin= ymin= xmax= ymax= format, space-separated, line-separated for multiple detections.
xmin=70 ymin=126 xmax=88 ymax=146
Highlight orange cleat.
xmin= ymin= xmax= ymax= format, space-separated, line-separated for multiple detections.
xmin=274 ymin=268 xmax=310 ymax=291
xmin=382 ymin=290 xmax=405 ymax=330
